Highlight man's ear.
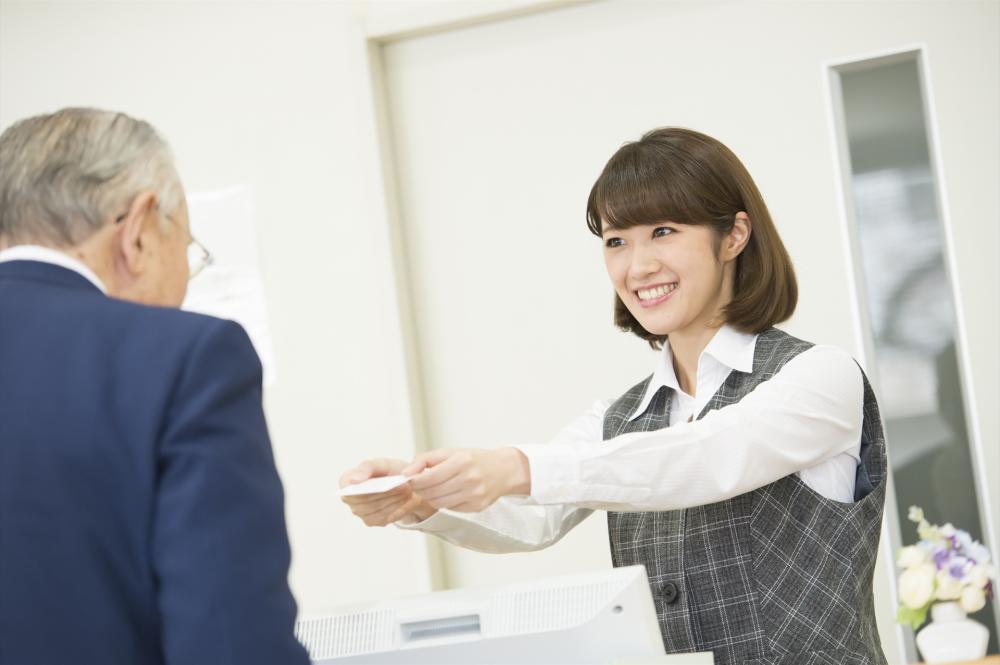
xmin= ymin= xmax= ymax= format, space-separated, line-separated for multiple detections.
xmin=723 ymin=212 xmax=752 ymax=262
xmin=117 ymin=191 xmax=158 ymax=274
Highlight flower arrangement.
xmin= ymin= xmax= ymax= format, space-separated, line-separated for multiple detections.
xmin=896 ymin=506 xmax=996 ymax=629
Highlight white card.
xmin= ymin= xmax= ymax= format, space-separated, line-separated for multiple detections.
xmin=338 ymin=474 xmax=410 ymax=497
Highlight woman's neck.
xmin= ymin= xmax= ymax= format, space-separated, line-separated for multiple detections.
xmin=669 ymin=324 xmax=723 ymax=397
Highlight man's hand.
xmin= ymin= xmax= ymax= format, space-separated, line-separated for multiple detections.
xmin=403 ymin=447 xmax=531 ymax=513
xmin=339 ymin=458 xmax=436 ymax=526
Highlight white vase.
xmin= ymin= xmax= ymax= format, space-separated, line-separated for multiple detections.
xmin=915 ymin=601 xmax=989 ymax=663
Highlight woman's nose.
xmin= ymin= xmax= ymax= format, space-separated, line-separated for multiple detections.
xmin=628 ymin=242 xmax=661 ymax=280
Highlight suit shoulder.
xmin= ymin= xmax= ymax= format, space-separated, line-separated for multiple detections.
xmin=103 ymin=297 xmax=238 ymax=336
xmin=98 ymin=298 xmax=253 ymax=360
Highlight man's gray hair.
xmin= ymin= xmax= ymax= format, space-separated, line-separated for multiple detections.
xmin=0 ymin=107 xmax=183 ymax=247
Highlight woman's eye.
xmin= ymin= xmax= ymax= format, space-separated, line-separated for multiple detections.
xmin=653 ymin=226 xmax=674 ymax=238
xmin=605 ymin=237 xmax=624 ymax=248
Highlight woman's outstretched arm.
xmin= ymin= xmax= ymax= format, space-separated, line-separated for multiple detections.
xmin=407 ymin=345 xmax=864 ymax=513
xmin=340 ymin=401 xmax=608 ymax=552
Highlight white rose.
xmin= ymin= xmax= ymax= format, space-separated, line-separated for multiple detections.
xmin=935 ymin=570 xmax=963 ymax=600
xmin=963 ymin=564 xmax=990 ymax=589
xmin=908 ymin=506 xmax=925 ymax=523
xmin=898 ymin=546 xmax=927 ymax=569
xmin=941 ymin=523 xmax=956 ymax=538
xmin=959 ymin=586 xmax=987 ymax=614
xmin=969 ymin=542 xmax=991 ymax=565
xmin=899 ymin=563 xmax=936 ymax=609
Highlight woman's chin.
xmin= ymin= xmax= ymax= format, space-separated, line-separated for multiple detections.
xmin=636 ymin=319 xmax=676 ymax=337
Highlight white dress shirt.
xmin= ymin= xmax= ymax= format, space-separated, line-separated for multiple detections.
xmin=0 ymin=245 xmax=107 ymax=293
xmin=398 ymin=325 xmax=864 ymax=553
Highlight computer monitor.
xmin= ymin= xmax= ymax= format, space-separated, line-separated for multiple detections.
xmin=294 ymin=565 xmax=713 ymax=664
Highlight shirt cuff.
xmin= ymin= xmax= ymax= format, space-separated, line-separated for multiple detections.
xmin=514 ymin=443 xmax=580 ymax=504
xmin=393 ymin=509 xmax=476 ymax=533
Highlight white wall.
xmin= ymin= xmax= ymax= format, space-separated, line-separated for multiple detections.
xmin=1 ymin=2 xmax=997 ymax=662
xmin=0 ymin=0 xmax=429 ymax=614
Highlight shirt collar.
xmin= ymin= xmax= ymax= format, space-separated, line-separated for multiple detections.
xmin=626 ymin=324 xmax=758 ymax=422
xmin=0 ymin=245 xmax=108 ymax=294
xmin=702 ymin=324 xmax=757 ymax=375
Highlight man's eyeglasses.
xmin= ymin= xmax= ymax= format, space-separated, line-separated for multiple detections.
xmin=186 ymin=236 xmax=213 ymax=280
xmin=114 ymin=207 xmax=214 ymax=280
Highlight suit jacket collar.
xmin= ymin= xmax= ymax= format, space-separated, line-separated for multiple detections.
xmin=0 ymin=259 xmax=105 ymax=295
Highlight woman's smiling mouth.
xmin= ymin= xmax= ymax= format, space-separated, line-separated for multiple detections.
xmin=635 ymin=282 xmax=677 ymax=307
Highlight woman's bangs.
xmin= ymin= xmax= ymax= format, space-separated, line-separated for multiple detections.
xmin=587 ymin=153 xmax=702 ymax=236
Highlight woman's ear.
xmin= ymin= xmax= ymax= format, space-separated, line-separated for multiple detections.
xmin=116 ymin=191 xmax=158 ymax=275
xmin=723 ymin=212 xmax=752 ymax=261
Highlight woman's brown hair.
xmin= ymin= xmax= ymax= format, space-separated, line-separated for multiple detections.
xmin=586 ymin=127 xmax=797 ymax=348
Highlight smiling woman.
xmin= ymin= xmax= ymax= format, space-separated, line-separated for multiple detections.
xmin=588 ymin=128 xmax=797 ymax=357
xmin=340 ymin=127 xmax=890 ymax=665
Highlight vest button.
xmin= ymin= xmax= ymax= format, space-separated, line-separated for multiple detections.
xmin=660 ymin=581 xmax=679 ymax=604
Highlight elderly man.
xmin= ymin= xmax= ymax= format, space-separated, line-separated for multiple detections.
xmin=0 ymin=109 xmax=309 ymax=664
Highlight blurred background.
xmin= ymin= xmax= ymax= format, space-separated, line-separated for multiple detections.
xmin=1 ymin=1 xmax=997 ymax=662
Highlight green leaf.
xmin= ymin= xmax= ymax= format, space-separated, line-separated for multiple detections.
xmin=896 ymin=604 xmax=930 ymax=630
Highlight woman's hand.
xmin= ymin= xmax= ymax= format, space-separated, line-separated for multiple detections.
xmin=339 ymin=458 xmax=437 ymax=526
xmin=403 ymin=447 xmax=531 ymax=512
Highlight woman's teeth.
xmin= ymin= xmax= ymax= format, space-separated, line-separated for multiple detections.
xmin=637 ymin=284 xmax=677 ymax=300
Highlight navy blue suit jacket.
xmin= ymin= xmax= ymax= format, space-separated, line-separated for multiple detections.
xmin=0 ymin=260 xmax=310 ymax=665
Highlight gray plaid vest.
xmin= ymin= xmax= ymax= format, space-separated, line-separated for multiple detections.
xmin=604 ymin=328 xmax=887 ymax=665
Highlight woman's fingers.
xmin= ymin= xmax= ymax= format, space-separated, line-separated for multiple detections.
xmin=340 ymin=457 xmax=435 ymax=527
xmin=365 ymin=491 xmax=423 ymax=526
xmin=400 ymin=457 xmax=429 ymax=477
xmin=345 ymin=449 xmax=509 ymax=518
xmin=340 ymin=458 xmax=408 ymax=489
xmin=424 ymin=486 xmax=471 ymax=510
xmin=408 ymin=453 xmax=468 ymax=494
xmin=349 ymin=493 xmax=411 ymax=526
xmin=402 ymin=449 xmax=452 ymax=478
xmin=348 ymin=489 xmax=412 ymax=517
xmin=344 ymin=447 xmax=525 ymax=523
xmin=360 ymin=505 xmax=400 ymax=527
xmin=414 ymin=471 xmax=465 ymax=502
xmin=339 ymin=461 xmax=373 ymax=488
xmin=384 ymin=494 xmax=425 ymax=524
xmin=341 ymin=484 xmax=409 ymax=508
xmin=405 ymin=449 xmax=505 ymax=512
